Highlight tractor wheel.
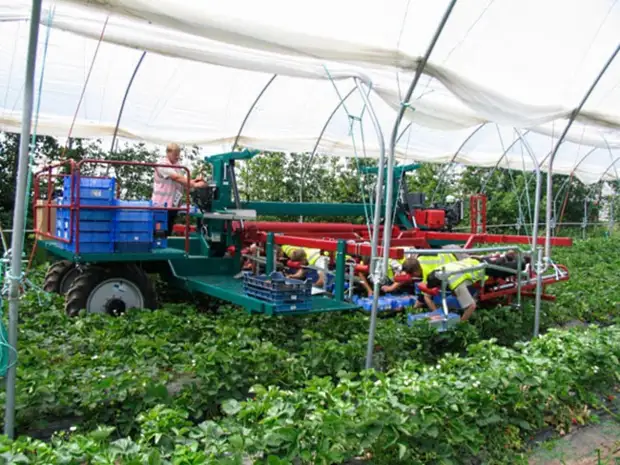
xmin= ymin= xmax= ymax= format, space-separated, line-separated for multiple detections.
xmin=43 ymin=260 xmax=79 ymax=294
xmin=65 ymin=264 xmax=157 ymax=317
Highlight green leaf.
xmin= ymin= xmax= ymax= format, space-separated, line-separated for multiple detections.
xmin=222 ymin=399 xmax=242 ymax=416
xmin=398 ymin=443 xmax=408 ymax=460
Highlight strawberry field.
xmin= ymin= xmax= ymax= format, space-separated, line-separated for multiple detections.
xmin=0 ymin=237 xmax=619 ymax=464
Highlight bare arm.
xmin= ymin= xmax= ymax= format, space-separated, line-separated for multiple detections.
xmin=424 ymin=293 xmax=438 ymax=311
xmin=357 ymin=273 xmax=373 ymax=296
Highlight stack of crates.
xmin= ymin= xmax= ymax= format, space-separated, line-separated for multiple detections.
xmin=56 ymin=176 xmax=116 ymax=253
xmin=243 ymin=271 xmax=312 ymax=314
xmin=113 ymin=200 xmax=154 ymax=253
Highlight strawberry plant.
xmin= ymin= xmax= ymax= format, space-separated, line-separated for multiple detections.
xmin=0 ymin=236 xmax=619 ymax=463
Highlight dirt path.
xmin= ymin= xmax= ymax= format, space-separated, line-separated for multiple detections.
xmin=529 ymin=418 xmax=620 ymax=465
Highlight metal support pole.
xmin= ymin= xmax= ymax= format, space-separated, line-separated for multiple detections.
xmin=265 ymin=232 xmax=275 ymax=274
xmin=513 ymin=129 xmax=542 ymax=250
xmin=545 ymin=45 xmax=619 ymax=258
xmin=353 ymin=78 xmax=386 ymax=371
xmin=109 ymin=51 xmax=147 ymax=154
xmin=533 ymin=247 xmax=544 ymax=337
xmin=515 ymin=252 xmax=522 ymax=309
xmin=582 ymin=198 xmax=588 ymax=240
xmin=347 ymin=262 xmax=355 ymax=300
xmin=334 ymin=240 xmax=346 ymax=301
xmin=381 ymin=0 xmax=458 ymax=284
xmin=4 ymin=0 xmax=42 ymax=439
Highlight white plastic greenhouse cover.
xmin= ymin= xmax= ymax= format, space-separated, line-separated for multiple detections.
xmin=0 ymin=0 xmax=619 ymax=184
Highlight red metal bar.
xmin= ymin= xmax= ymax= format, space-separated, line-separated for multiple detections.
xmin=256 ymin=233 xmax=405 ymax=259
xmin=249 ymin=221 xmax=398 ymax=234
xmin=379 ymin=238 xmax=431 ymax=248
xmin=33 ymin=160 xmax=76 ymax=243
xmin=422 ymin=231 xmax=573 ymax=247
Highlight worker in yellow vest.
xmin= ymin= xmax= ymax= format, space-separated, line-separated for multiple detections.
xmin=281 ymin=245 xmax=329 ymax=287
xmin=425 ymin=257 xmax=487 ymax=321
xmin=380 ymin=251 xmax=458 ymax=293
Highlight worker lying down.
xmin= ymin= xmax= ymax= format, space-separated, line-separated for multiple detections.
xmin=421 ymin=253 xmax=526 ymax=321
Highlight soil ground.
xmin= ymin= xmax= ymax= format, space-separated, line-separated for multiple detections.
xmin=529 ymin=418 xmax=620 ymax=465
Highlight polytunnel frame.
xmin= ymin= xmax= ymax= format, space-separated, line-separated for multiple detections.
xmin=5 ymin=0 xmax=616 ymax=435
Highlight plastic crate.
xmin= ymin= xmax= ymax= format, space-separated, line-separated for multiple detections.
xmin=407 ymin=311 xmax=460 ymax=332
xmin=58 ymin=240 xmax=114 ymax=254
xmin=56 ymin=218 xmax=113 ymax=232
xmin=271 ymin=300 xmax=313 ymax=314
xmin=153 ymin=238 xmax=168 ymax=249
xmin=115 ymin=221 xmax=154 ymax=233
xmin=353 ymin=296 xmax=396 ymax=312
xmin=243 ymin=272 xmax=312 ymax=304
xmin=153 ymin=210 xmax=168 ymax=233
xmin=114 ymin=242 xmax=153 ymax=253
xmin=114 ymin=231 xmax=152 ymax=243
xmin=114 ymin=199 xmax=153 ymax=222
xmin=63 ymin=176 xmax=115 ymax=205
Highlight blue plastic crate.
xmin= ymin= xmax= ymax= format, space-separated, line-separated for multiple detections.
xmin=243 ymin=272 xmax=312 ymax=304
xmin=271 ymin=300 xmax=313 ymax=314
xmin=353 ymin=296 xmax=396 ymax=312
xmin=153 ymin=238 xmax=168 ymax=249
xmin=115 ymin=221 xmax=154 ymax=233
xmin=407 ymin=311 xmax=460 ymax=332
xmin=114 ymin=200 xmax=153 ymax=222
xmin=63 ymin=176 xmax=115 ymax=205
xmin=59 ymin=241 xmax=114 ymax=254
xmin=114 ymin=231 xmax=152 ymax=242
xmin=56 ymin=202 xmax=114 ymax=222
xmin=114 ymin=242 xmax=153 ymax=253
xmin=153 ymin=210 xmax=168 ymax=233
xmin=57 ymin=218 xmax=113 ymax=232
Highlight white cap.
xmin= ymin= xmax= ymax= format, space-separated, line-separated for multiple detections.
xmin=446 ymin=195 xmax=456 ymax=203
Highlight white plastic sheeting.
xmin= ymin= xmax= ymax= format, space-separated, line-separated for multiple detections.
xmin=0 ymin=0 xmax=619 ymax=184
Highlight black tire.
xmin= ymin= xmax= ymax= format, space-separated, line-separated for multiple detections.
xmin=43 ymin=260 xmax=79 ymax=294
xmin=65 ymin=264 xmax=157 ymax=317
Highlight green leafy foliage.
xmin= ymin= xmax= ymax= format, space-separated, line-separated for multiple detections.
xmin=0 ymin=327 xmax=618 ymax=464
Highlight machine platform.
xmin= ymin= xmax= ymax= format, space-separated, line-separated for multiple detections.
xmin=39 ymin=240 xmax=187 ymax=263
xmin=174 ymin=273 xmax=359 ymax=316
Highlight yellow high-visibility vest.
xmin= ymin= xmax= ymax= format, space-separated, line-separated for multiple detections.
xmin=418 ymin=253 xmax=458 ymax=283
xmin=439 ymin=258 xmax=486 ymax=290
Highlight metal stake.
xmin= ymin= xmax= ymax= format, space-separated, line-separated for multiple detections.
xmin=533 ymin=247 xmax=543 ymax=338
xmin=4 ymin=0 xmax=43 ymax=439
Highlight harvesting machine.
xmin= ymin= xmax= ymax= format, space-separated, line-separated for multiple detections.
xmin=34 ymin=149 xmax=572 ymax=317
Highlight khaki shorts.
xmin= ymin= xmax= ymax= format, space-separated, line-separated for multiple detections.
xmin=452 ymin=280 xmax=475 ymax=308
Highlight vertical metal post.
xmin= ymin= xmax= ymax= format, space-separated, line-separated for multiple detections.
xmin=515 ymin=252 xmax=522 ymax=309
xmin=4 ymin=0 xmax=43 ymax=439
xmin=347 ymin=262 xmax=355 ymax=300
xmin=582 ymin=198 xmax=588 ymax=240
xmin=609 ymin=195 xmax=615 ymax=236
xmin=513 ymin=129 xmax=542 ymax=250
xmin=353 ymin=78 xmax=386 ymax=371
xmin=334 ymin=240 xmax=346 ymax=301
xmin=265 ymin=232 xmax=275 ymax=274
xmin=533 ymin=247 xmax=543 ymax=338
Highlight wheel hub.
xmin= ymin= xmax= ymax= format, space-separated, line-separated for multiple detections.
xmin=86 ymin=278 xmax=145 ymax=315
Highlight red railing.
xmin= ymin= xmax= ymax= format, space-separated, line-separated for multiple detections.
xmin=33 ymin=159 xmax=192 ymax=254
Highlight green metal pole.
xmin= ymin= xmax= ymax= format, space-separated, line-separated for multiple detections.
xmin=334 ymin=240 xmax=346 ymax=300
xmin=265 ymin=233 xmax=275 ymax=274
